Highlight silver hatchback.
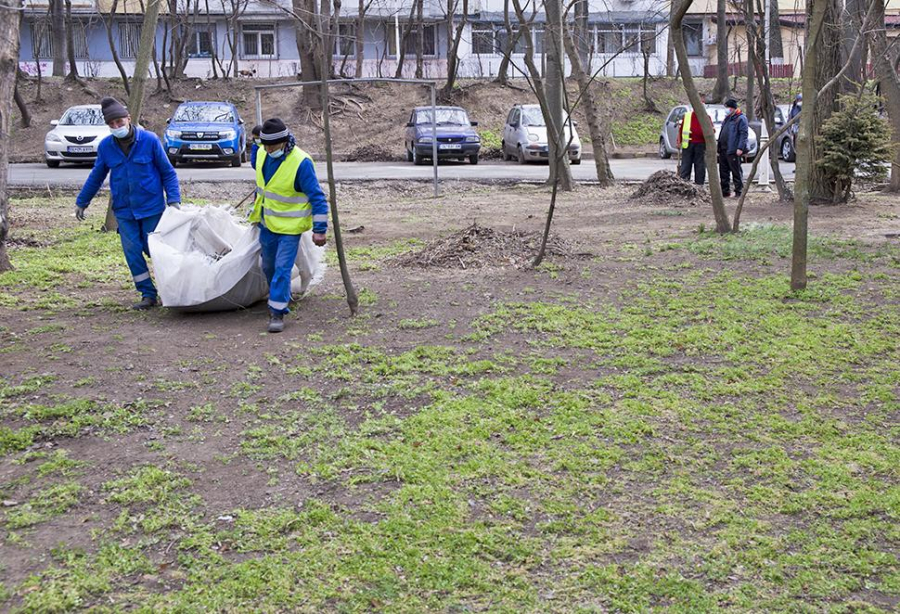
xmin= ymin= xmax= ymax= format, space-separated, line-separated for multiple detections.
xmin=659 ymin=104 xmax=758 ymax=160
xmin=44 ymin=105 xmax=111 ymax=167
xmin=501 ymin=104 xmax=582 ymax=164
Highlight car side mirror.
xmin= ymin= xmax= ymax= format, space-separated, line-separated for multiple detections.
xmin=238 ymin=118 xmax=244 ymax=124
xmin=166 ymin=118 xmax=171 ymax=124
xmin=572 ymin=120 xmax=578 ymax=127
xmin=470 ymin=121 xmax=478 ymax=126
xmin=50 ymin=119 xmax=59 ymax=126
xmin=406 ymin=122 xmax=414 ymax=128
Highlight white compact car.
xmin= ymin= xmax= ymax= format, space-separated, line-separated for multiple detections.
xmin=44 ymin=105 xmax=111 ymax=167
xmin=501 ymin=104 xmax=582 ymax=165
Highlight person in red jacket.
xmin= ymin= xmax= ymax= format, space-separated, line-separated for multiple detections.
xmin=676 ymin=94 xmax=707 ymax=185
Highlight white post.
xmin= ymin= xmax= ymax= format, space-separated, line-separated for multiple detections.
xmin=757 ymin=0 xmax=772 ymax=191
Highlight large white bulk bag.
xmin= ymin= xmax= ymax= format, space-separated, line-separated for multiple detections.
xmin=148 ymin=205 xmax=325 ymax=312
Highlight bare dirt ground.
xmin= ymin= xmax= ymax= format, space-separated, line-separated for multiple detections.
xmin=1 ymin=181 xmax=898 ymax=611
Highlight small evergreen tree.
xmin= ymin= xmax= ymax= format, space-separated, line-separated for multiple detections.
xmin=818 ymin=93 xmax=894 ymax=203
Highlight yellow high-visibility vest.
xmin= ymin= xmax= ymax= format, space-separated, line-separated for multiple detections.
xmin=249 ymin=147 xmax=312 ymax=235
xmin=681 ymin=111 xmax=694 ymax=149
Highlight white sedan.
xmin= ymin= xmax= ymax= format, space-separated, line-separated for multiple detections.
xmin=44 ymin=105 xmax=111 ymax=168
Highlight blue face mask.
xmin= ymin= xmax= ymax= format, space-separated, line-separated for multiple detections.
xmin=111 ymin=125 xmax=130 ymax=138
xmin=268 ymin=147 xmax=285 ymax=159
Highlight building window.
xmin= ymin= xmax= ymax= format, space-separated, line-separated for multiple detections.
xmin=387 ymin=23 xmax=437 ymax=57
xmin=472 ymin=24 xmax=495 ymax=54
xmin=496 ymin=26 xmax=533 ymax=55
xmin=595 ymin=23 xmax=656 ymax=55
xmin=242 ymin=23 xmax=276 ymax=59
xmin=683 ymin=22 xmax=703 ymax=57
xmin=188 ymin=26 xmax=215 ymax=58
xmin=334 ymin=23 xmax=356 ymax=57
xmin=32 ymin=20 xmax=89 ymax=59
xmin=119 ymin=22 xmax=142 ymax=59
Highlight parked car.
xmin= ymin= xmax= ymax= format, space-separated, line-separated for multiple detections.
xmin=501 ymin=104 xmax=582 ymax=164
xmin=405 ymin=106 xmax=481 ymax=165
xmin=164 ymin=101 xmax=246 ymax=167
xmin=44 ymin=105 xmax=110 ymax=168
xmin=774 ymin=104 xmax=797 ymax=162
xmin=659 ymin=104 xmax=758 ymax=160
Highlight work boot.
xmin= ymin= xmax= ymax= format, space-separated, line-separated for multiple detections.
xmin=132 ymin=296 xmax=158 ymax=311
xmin=268 ymin=313 xmax=285 ymax=334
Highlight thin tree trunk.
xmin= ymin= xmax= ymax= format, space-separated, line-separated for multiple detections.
xmin=0 ymin=0 xmax=22 ymax=272
xmin=35 ymin=46 xmax=42 ymax=100
xmin=318 ymin=11 xmax=358 ymax=315
xmin=672 ymin=0 xmax=731 ymax=233
xmin=574 ymin=0 xmax=589 ymax=68
xmin=494 ymin=0 xmax=523 ymax=84
xmin=64 ymin=0 xmax=79 ymax=79
xmin=543 ymin=0 xmax=573 ymax=191
xmin=713 ymin=0 xmax=730 ymax=101
xmin=394 ymin=1 xmax=418 ymax=79
xmin=442 ymin=0 xmax=468 ymax=97
xmin=354 ymin=0 xmax=367 ymax=77
xmin=415 ymin=0 xmax=424 ymax=79
xmin=295 ymin=0 xmax=323 ymax=107
xmin=564 ymin=23 xmax=613 ymax=187
xmin=869 ymin=0 xmax=900 ymax=191
xmin=103 ymin=0 xmax=131 ymax=95
xmin=666 ymin=3 xmax=675 ymax=77
xmin=14 ymin=80 xmax=30 ymax=128
xmin=768 ymin=0 xmax=783 ymax=58
xmin=51 ymin=0 xmax=65 ymax=77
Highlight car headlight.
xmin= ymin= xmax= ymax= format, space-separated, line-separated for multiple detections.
xmin=465 ymin=135 xmax=480 ymax=143
xmin=166 ymin=130 xmax=182 ymax=139
xmin=418 ymin=136 xmax=433 ymax=143
xmin=527 ymin=133 xmax=539 ymax=142
xmin=220 ymin=129 xmax=236 ymax=140
xmin=46 ymin=133 xmax=62 ymax=143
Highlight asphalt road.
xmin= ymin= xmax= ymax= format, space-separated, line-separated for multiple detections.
xmin=7 ymin=158 xmax=796 ymax=188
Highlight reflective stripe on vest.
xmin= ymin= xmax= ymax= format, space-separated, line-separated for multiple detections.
xmin=681 ymin=111 xmax=693 ymax=149
xmin=250 ymin=147 xmax=313 ymax=235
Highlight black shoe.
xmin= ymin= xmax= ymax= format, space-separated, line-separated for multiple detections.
xmin=268 ymin=313 xmax=285 ymax=333
xmin=132 ymin=296 xmax=158 ymax=311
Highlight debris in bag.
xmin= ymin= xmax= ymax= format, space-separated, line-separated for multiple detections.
xmin=148 ymin=205 xmax=326 ymax=312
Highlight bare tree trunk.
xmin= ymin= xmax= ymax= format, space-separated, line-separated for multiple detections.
xmin=318 ymin=10 xmax=358 ymax=315
xmin=672 ymin=0 xmax=731 ymax=233
xmin=64 ymin=0 xmax=79 ymax=79
xmin=807 ymin=0 xmax=842 ymax=202
xmin=35 ymin=47 xmax=42 ymax=100
xmin=0 ymin=0 xmax=22 ymax=272
xmin=712 ymin=0 xmax=730 ymax=101
xmin=354 ymin=0 xmax=369 ymax=78
xmin=442 ymin=0 xmax=468 ymax=97
xmin=869 ymin=0 xmax=900 ymax=191
xmin=394 ymin=1 xmax=418 ymax=79
xmin=295 ymin=0 xmax=323 ymax=107
xmin=666 ymin=4 xmax=676 ymax=77
xmin=494 ymin=0 xmax=523 ymax=85
xmin=768 ymin=0 xmax=783 ymax=58
xmin=14 ymin=79 xmax=30 ymax=127
xmin=573 ymin=0 xmax=589 ymax=68
xmin=564 ymin=24 xmax=613 ymax=187
xmin=544 ymin=0 xmax=573 ymax=191
xmin=415 ymin=0 xmax=424 ymax=78
xmin=51 ymin=0 xmax=66 ymax=77
xmin=103 ymin=0 xmax=131 ymax=95
xmin=746 ymin=45 xmax=755 ymax=122
xmin=842 ymin=0 xmax=866 ymax=92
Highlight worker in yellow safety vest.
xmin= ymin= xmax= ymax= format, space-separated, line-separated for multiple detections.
xmin=676 ymin=94 xmax=707 ymax=185
xmin=250 ymin=118 xmax=328 ymax=333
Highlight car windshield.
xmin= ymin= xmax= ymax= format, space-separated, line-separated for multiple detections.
xmin=707 ymin=108 xmax=730 ymax=124
xmin=521 ymin=108 xmax=546 ymax=126
xmin=60 ymin=108 xmax=105 ymax=126
xmin=416 ymin=108 xmax=469 ymax=126
xmin=173 ymin=104 xmax=235 ymax=123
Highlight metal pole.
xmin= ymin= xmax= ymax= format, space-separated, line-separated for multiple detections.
xmin=255 ymin=89 xmax=263 ymax=126
xmin=431 ymin=85 xmax=439 ymax=198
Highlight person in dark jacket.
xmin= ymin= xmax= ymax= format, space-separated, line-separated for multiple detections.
xmin=75 ymin=97 xmax=181 ymax=310
xmin=249 ymin=124 xmax=262 ymax=169
xmin=717 ymin=98 xmax=749 ymax=197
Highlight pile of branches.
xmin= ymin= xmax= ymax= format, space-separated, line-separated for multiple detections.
xmin=395 ymin=222 xmax=574 ymax=269
xmin=344 ymin=144 xmax=400 ymax=162
xmin=630 ymin=170 xmax=710 ymax=207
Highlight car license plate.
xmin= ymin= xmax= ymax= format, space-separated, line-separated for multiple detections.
xmin=189 ymin=144 xmax=213 ymax=150
xmin=67 ymin=146 xmax=93 ymax=153
xmin=439 ymin=144 xmax=462 ymax=150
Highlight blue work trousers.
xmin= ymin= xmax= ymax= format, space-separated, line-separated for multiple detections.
xmin=117 ymin=213 xmax=162 ymax=298
xmin=259 ymin=224 xmax=301 ymax=315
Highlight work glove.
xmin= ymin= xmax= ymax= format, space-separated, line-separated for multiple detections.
xmin=167 ymin=202 xmax=181 ymax=210
xmin=74 ymin=206 xmax=86 ymax=221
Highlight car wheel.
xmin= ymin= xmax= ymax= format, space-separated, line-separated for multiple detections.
xmin=517 ymin=145 xmax=527 ymax=165
xmin=406 ymin=145 xmax=413 ymax=162
xmin=782 ymin=137 xmax=796 ymax=162
xmin=659 ymin=138 xmax=671 ymax=160
xmin=571 ymin=156 xmax=582 ymax=165
xmin=168 ymin=156 xmax=178 ymax=168
xmin=231 ymin=155 xmax=242 ymax=168
xmin=501 ymin=141 xmax=511 ymax=161
xmin=413 ymin=148 xmax=425 ymax=166
xmin=45 ymin=159 xmax=60 ymax=168
xmin=469 ymin=154 xmax=479 ymax=165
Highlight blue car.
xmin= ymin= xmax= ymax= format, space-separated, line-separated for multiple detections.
xmin=163 ymin=101 xmax=246 ymax=167
xmin=405 ymin=106 xmax=481 ymax=165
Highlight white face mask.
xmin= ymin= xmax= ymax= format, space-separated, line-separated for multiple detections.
xmin=268 ymin=147 xmax=285 ymax=159
xmin=111 ymin=125 xmax=130 ymax=138
xmin=726 ymin=108 xmax=735 ymax=116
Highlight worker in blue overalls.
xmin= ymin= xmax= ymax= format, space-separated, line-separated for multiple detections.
xmin=75 ymin=97 xmax=181 ymax=310
xmin=249 ymin=118 xmax=328 ymax=333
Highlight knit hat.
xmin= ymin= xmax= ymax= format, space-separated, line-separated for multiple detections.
xmin=251 ymin=124 xmax=262 ymax=137
xmin=260 ymin=118 xmax=290 ymax=144
xmin=725 ymin=98 xmax=738 ymax=109
xmin=795 ymin=93 xmax=803 ymax=101
xmin=101 ymin=97 xmax=129 ymax=123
